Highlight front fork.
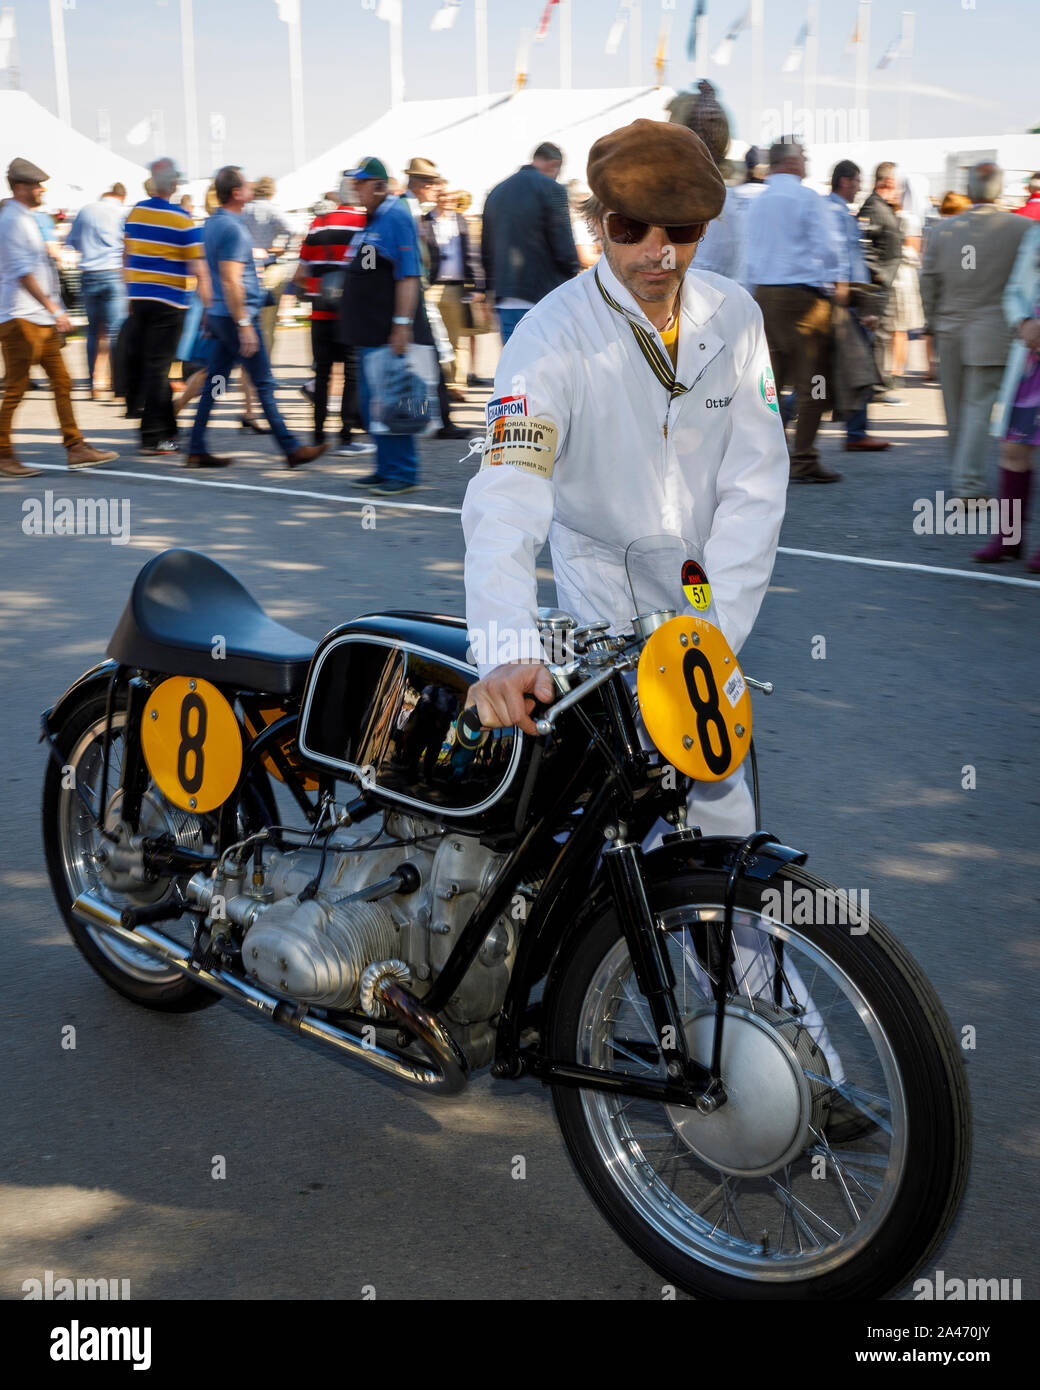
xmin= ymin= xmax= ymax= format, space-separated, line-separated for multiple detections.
xmin=602 ymin=837 xmax=724 ymax=1111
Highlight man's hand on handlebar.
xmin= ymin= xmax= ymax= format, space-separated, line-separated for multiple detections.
xmin=465 ymin=662 xmax=555 ymax=737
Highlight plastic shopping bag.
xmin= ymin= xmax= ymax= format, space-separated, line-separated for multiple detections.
xmin=363 ymin=343 xmax=442 ymax=435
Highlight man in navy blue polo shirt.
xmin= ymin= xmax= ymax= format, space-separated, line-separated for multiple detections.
xmin=337 ymin=157 xmax=431 ymax=495
xmin=186 ymin=165 xmax=326 ymax=469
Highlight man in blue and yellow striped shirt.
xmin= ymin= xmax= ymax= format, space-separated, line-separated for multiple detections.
xmin=123 ymin=157 xmax=210 ymax=454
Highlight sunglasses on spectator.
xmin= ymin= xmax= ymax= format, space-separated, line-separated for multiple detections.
xmin=604 ymin=211 xmax=706 ymax=246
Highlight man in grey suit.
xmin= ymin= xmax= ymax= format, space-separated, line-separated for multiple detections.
xmin=921 ymin=162 xmax=1031 ymax=497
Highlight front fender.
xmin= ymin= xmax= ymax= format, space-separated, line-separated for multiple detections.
xmin=41 ymin=659 xmax=120 ymax=743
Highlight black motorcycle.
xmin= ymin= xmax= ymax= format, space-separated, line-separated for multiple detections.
xmin=41 ymin=538 xmax=970 ymax=1300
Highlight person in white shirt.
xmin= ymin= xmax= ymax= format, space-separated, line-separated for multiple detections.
xmin=462 ymin=120 xmax=789 ymax=838
xmin=747 ymin=139 xmax=845 ymax=483
xmin=422 ymin=183 xmax=485 ymax=392
xmin=0 ymin=157 xmax=118 ymax=478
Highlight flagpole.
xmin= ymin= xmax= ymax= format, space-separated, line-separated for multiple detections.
xmin=899 ymin=9 xmax=914 ymax=141
xmin=389 ymin=3 xmax=405 ymax=107
xmin=628 ymin=0 xmax=642 ymax=87
xmin=751 ymin=0 xmax=764 ymax=145
xmin=694 ymin=3 xmax=708 ymax=81
xmin=559 ymin=0 xmax=572 ymax=89
xmin=48 ymin=0 xmax=71 ymax=126
xmin=855 ymin=0 xmax=871 ymax=126
xmin=287 ymin=5 xmax=306 ymax=165
xmin=804 ymin=1 xmax=818 ymax=121
xmin=180 ymin=0 xmax=198 ymax=179
xmin=475 ymin=0 xmax=488 ymax=97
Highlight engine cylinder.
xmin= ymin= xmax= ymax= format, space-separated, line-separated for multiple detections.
xmin=242 ymin=895 xmax=401 ymax=1009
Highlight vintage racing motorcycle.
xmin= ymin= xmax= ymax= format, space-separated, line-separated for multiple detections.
xmin=41 ymin=537 xmax=970 ymax=1300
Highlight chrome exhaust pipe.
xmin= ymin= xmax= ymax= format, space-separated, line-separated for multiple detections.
xmin=71 ymin=891 xmax=468 ymax=1094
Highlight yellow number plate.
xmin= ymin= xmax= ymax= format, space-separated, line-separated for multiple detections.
xmin=637 ymin=616 xmax=752 ymax=782
xmin=141 ymin=677 xmax=243 ymax=813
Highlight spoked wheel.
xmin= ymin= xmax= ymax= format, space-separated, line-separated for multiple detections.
xmin=548 ymin=867 xmax=971 ymax=1300
xmin=43 ymin=690 xmax=243 ymax=1010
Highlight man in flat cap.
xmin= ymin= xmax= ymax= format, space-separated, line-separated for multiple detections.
xmin=0 ymin=158 xmax=118 ymax=478
xmin=462 ymin=118 xmax=788 ymax=838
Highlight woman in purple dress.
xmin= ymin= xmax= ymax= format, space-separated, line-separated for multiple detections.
xmin=975 ymin=223 xmax=1040 ymax=569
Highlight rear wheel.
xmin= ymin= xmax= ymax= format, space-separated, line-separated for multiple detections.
xmin=43 ymin=689 xmax=266 ymax=1011
xmin=548 ymin=866 xmax=971 ymax=1299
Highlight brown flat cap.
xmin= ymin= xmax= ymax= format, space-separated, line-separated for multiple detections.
xmin=8 ymin=156 xmax=49 ymax=187
xmin=587 ymin=119 xmax=725 ymax=225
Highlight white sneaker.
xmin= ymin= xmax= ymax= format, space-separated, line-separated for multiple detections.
xmin=336 ymin=440 xmax=376 ymax=456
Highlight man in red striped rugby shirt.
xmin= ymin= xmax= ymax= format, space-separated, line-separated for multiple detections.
xmin=292 ymin=175 xmax=374 ymax=457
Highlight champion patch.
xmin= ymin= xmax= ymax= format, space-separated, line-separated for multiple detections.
xmin=760 ymin=366 xmax=779 ymax=413
xmin=486 ymin=394 xmax=528 ymax=425
xmin=480 ymin=415 xmax=558 ymax=479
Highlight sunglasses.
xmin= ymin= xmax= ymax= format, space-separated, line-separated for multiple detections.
xmin=604 ymin=211 xmax=706 ymax=246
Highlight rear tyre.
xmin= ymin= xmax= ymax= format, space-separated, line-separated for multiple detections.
xmin=44 ymin=689 xmax=248 ymax=1012
xmin=548 ymin=866 xmax=971 ymax=1300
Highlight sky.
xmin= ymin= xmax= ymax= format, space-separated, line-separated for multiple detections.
xmin=5 ymin=0 xmax=1036 ymax=181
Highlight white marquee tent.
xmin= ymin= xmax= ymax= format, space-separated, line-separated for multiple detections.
xmin=0 ymin=91 xmax=148 ymax=211
xmin=275 ymin=86 xmax=677 ymax=211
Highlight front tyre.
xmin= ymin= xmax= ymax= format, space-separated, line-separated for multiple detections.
xmin=548 ymin=866 xmax=971 ymax=1300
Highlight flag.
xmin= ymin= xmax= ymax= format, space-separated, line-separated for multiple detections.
xmin=431 ymin=1 xmax=461 ymax=31
xmin=274 ymin=0 xmax=300 ymax=22
xmin=655 ymin=15 xmax=672 ymax=84
xmin=605 ymin=9 xmax=627 ymax=55
xmin=535 ymin=0 xmax=559 ymax=44
xmin=125 ymin=117 xmax=153 ymax=148
xmin=711 ymin=8 xmax=749 ymax=66
xmin=876 ymin=33 xmax=902 ymax=69
xmin=844 ymin=18 xmax=861 ymax=56
xmin=686 ymin=0 xmax=707 ymax=62
xmin=782 ymin=21 xmax=807 ymax=73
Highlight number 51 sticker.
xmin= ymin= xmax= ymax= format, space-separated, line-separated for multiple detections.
xmin=141 ymin=676 xmax=243 ymax=813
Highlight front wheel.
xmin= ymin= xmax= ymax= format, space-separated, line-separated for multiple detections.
xmin=548 ymin=866 xmax=971 ymax=1300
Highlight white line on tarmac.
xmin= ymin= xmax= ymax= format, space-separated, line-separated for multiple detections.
xmin=27 ymin=463 xmax=1040 ymax=591
xmin=28 ymin=462 xmax=463 ymax=516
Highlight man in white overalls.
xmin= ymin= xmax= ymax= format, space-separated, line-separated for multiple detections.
xmin=462 ymin=119 xmax=789 ymax=839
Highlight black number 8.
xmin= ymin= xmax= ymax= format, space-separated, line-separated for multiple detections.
xmin=682 ymin=649 xmax=731 ymax=776
xmin=177 ymin=691 xmax=207 ymax=794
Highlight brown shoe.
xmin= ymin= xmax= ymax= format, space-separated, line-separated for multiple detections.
xmin=791 ymin=463 xmax=842 ymax=483
xmin=844 ymin=437 xmax=892 ymax=452
xmin=67 ymin=442 xmax=118 ymax=469
xmin=185 ymin=453 xmax=232 ymax=469
xmin=286 ymin=442 xmax=328 ymax=469
xmin=0 ymin=455 xmax=42 ymax=479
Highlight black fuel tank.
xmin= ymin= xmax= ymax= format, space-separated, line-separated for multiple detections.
xmin=298 ymin=614 xmax=526 ymax=827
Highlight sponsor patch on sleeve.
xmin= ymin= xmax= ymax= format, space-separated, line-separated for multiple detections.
xmin=486 ymin=394 xmax=528 ymax=425
xmin=759 ymin=365 xmax=779 ymax=413
xmin=480 ymin=415 xmax=558 ymax=479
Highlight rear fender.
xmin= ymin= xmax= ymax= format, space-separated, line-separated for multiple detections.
xmin=41 ymin=659 xmax=121 ymax=745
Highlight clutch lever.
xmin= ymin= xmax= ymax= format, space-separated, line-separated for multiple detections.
xmin=744 ymin=675 xmax=774 ymax=696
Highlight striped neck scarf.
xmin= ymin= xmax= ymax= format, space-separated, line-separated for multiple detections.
xmin=595 ymin=269 xmax=688 ymax=400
